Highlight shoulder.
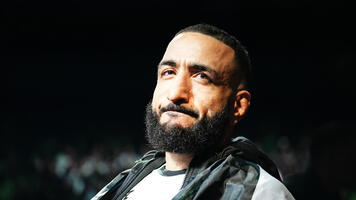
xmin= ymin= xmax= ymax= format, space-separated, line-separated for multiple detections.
xmin=252 ymin=166 xmax=295 ymax=200
xmin=91 ymin=150 xmax=163 ymax=200
xmin=138 ymin=150 xmax=162 ymax=161
xmin=91 ymin=169 xmax=131 ymax=200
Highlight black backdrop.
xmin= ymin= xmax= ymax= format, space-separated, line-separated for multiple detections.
xmin=2 ymin=0 xmax=356 ymax=173
xmin=3 ymin=1 xmax=355 ymax=141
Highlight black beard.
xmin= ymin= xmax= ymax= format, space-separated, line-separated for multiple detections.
xmin=144 ymin=101 xmax=230 ymax=154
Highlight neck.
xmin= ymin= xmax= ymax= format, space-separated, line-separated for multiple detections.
xmin=165 ymin=152 xmax=194 ymax=171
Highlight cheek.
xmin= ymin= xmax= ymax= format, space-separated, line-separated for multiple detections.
xmin=152 ymin=83 xmax=166 ymax=112
xmin=151 ymin=88 xmax=159 ymax=112
xmin=193 ymin=88 xmax=232 ymax=118
xmin=205 ymin=99 xmax=226 ymax=117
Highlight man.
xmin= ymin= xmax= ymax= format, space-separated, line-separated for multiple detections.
xmin=91 ymin=23 xmax=294 ymax=200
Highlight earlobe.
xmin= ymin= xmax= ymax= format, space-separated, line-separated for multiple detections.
xmin=233 ymin=90 xmax=251 ymax=124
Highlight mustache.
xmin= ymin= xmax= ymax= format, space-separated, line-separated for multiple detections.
xmin=159 ymin=103 xmax=199 ymax=118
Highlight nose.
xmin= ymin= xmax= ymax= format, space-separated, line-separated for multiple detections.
xmin=167 ymin=74 xmax=191 ymax=104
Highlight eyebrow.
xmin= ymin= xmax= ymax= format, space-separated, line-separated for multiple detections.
xmin=158 ymin=59 xmax=218 ymax=77
xmin=158 ymin=60 xmax=176 ymax=69
xmin=190 ymin=64 xmax=218 ymax=77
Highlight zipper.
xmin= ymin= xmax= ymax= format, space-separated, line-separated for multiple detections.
xmin=180 ymin=165 xmax=192 ymax=189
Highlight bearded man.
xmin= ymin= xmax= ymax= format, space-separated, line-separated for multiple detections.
xmin=91 ymin=23 xmax=294 ymax=200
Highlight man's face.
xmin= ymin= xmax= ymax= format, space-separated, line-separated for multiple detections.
xmin=152 ymin=32 xmax=237 ymax=129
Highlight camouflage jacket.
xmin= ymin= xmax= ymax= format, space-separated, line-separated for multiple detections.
xmin=91 ymin=137 xmax=294 ymax=200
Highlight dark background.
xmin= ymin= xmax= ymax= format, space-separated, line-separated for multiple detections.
xmin=1 ymin=1 xmax=355 ymax=199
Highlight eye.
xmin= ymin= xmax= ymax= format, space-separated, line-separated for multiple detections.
xmin=195 ymin=72 xmax=212 ymax=82
xmin=161 ymin=69 xmax=175 ymax=77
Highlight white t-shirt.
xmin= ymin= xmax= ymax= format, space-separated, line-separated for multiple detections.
xmin=124 ymin=165 xmax=186 ymax=200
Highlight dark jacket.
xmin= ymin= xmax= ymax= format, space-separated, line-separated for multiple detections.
xmin=91 ymin=137 xmax=294 ymax=200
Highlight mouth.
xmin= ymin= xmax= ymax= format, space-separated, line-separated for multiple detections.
xmin=163 ymin=110 xmax=193 ymax=117
xmin=160 ymin=106 xmax=199 ymax=119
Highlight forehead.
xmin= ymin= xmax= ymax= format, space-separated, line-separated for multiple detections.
xmin=162 ymin=32 xmax=236 ymax=72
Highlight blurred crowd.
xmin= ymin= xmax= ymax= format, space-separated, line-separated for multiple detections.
xmin=1 ymin=120 xmax=355 ymax=200
xmin=0 ymin=137 xmax=149 ymax=200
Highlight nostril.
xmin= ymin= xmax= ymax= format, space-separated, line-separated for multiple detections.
xmin=172 ymin=98 xmax=187 ymax=105
xmin=166 ymin=76 xmax=191 ymax=103
xmin=167 ymin=88 xmax=190 ymax=104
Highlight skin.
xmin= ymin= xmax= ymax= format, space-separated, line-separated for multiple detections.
xmin=151 ymin=32 xmax=251 ymax=170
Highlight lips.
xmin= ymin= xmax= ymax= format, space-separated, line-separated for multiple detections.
xmin=159 ymin=104 xmax=199 ymax=118
xmin=164 ymin=110 xmax=195 ymax=118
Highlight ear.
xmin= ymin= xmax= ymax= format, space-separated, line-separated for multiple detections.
xmin=233 ymin=90 xmax=251 ymax=124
